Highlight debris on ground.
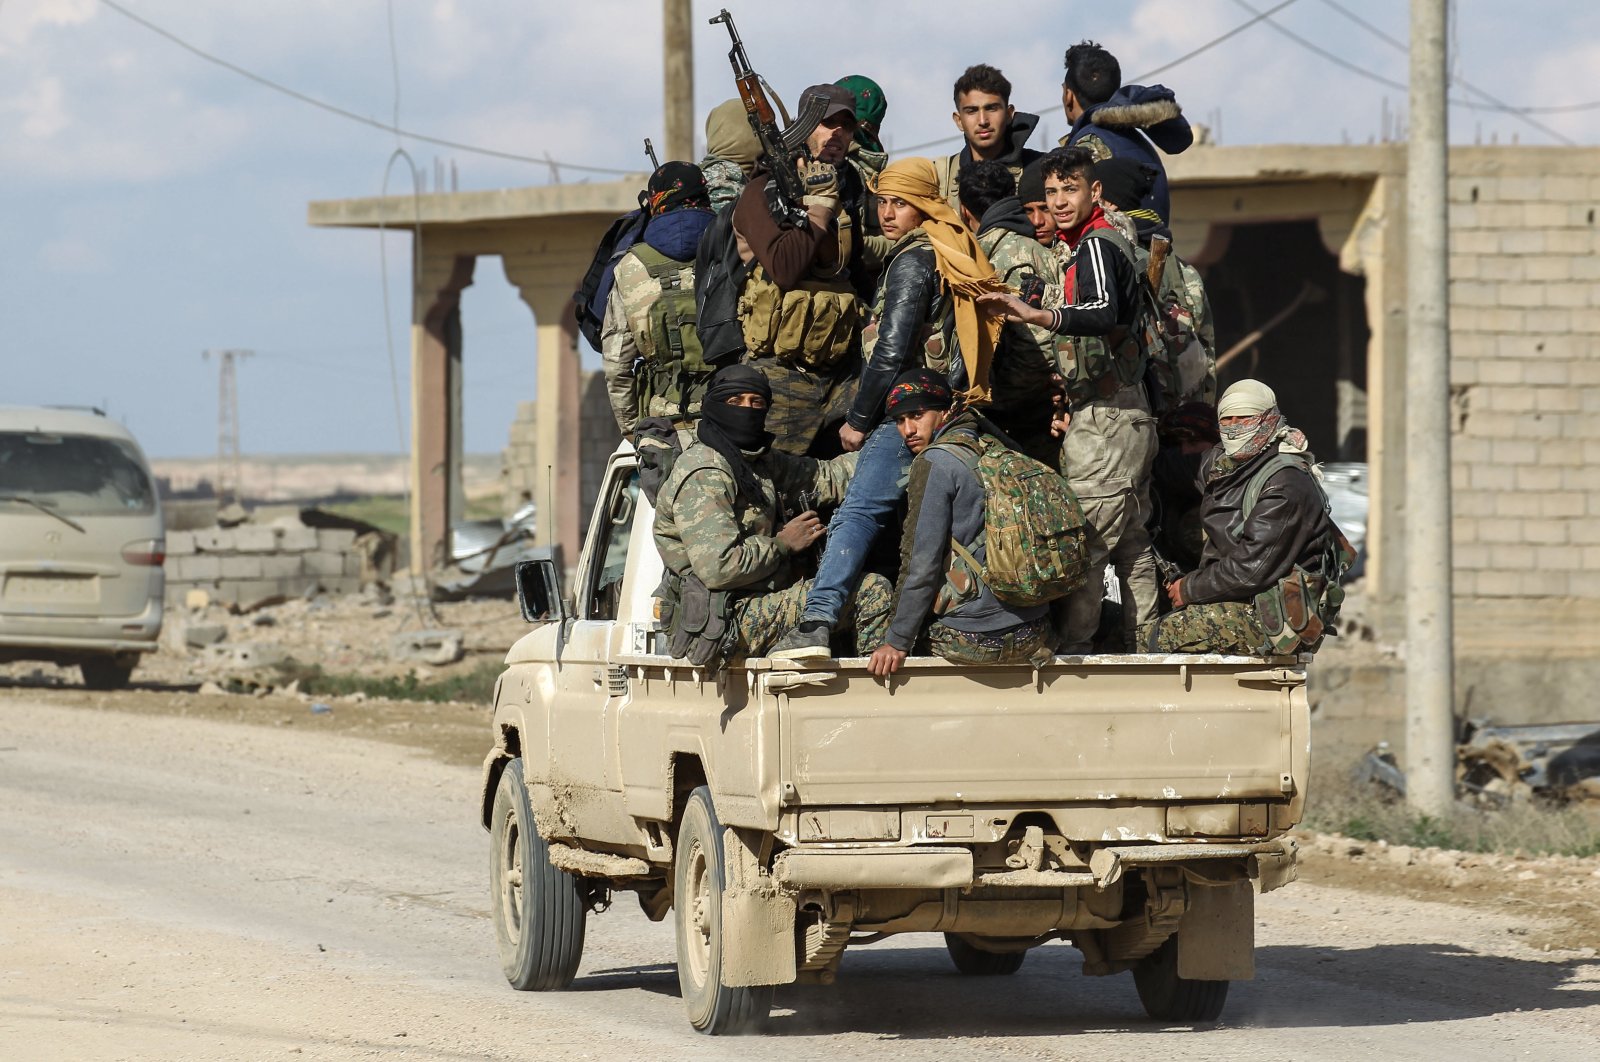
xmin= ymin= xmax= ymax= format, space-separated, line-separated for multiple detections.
xmin=1354 ymin=719 xmax=1600 ymax=806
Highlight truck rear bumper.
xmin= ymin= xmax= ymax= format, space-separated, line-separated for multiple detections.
xmin=774 ymin=847 xmax=974 ymax=890
xmin=773 ymin=838 xmax=1298 ymax=893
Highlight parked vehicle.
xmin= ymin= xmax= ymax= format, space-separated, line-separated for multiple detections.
xmin=0 ymin=406 xmax=164 ymax=688
xmin=480 ymin=444 xmax=1307 ymax=1034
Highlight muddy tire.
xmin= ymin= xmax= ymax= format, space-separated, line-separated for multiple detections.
xmin=1132 ymin=935 xmax=1229 ymax=1022
xmin=80 ymin=657 xmax=134 ymax=690
xmin=489 ymin=759 xmax=586 ymax=990
xmin=674 ymin=786 xmax=772 ymax=1035
xmin=944 ymin=934 xmax=1026 ymax=976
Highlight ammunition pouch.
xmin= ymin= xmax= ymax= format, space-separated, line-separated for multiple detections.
xmin=659 ymin=567 xmax=739 ymax=668
xmin=739 ymin=265 xmax=860 ymax=372
xmin=1253 ymin=567 xmax=1328 ymax=655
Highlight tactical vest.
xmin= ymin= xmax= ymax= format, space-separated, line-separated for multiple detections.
xmin=1055 ymin=226 xmax=1164 ymax=409
xmin=628 ymin=244 xmax=720 ymax=420
xmin=738 ymin=263 xmax=861 ymax=372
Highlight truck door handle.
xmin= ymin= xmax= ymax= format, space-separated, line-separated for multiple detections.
xmin=591 ymin=667 xmax=604 ymax=686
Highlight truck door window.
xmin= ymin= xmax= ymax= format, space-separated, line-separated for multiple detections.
xmin=583 ymin=468 xmax=640 ymax=621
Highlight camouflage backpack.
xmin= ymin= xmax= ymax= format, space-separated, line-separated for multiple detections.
xmin=932 ymin=431 xmax=1091 ymax=608
xmin=1056 ymin=226 xmax=1165 ymax=409
xmin=630 ymin=244 xmax=725 ymax=419
xmin=1136 ymin=247 xmax=1217 ymax=408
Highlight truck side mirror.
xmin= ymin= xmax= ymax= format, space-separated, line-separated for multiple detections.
xmin=515 ymin=558 xmax=567 ymax=623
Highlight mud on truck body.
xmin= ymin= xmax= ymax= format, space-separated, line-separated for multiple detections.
xmin=480 ymin=446 xmax=1309 ymax=1034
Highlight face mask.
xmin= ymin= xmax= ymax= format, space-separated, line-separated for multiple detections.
xmin=1219 ymin=419 xmax=1258 ymax=457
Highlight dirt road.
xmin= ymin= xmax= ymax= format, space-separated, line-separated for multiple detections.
xmin=3 ymin=698 xmax=1598 ymax=1061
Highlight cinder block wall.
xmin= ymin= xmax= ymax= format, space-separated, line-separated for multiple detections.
xmin=1448 ymin=158 xmax=1600 ymax=601
xmin=165 ymin=526 xmax=370 ymax=607
xmin=499 ymin=371 xmax=623 ymax=543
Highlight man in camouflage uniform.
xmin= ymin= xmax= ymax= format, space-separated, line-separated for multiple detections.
xmin=600 ymin=163 xmax=717 ymax=435
xmin=1058 ymin=40 xmax=1192 ymax=227
xmin=653 ymin=365 xmax=891 ymax=658
xmin=699 ymin=98 xmax=762 ymax=215
xmin=1149 ymin=380 xmax=1342 ymax=655
xmin=957 ymin=160 xmax=1061 ymax=466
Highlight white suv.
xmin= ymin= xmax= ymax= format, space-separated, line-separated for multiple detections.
xmin=0 ymin=407 xmax=164 ymax=688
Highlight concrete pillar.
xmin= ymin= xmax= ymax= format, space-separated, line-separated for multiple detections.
xmin=1344 ymin=173 xmax=1410 ymax=618
xmin=662 ymin=0 xmax=695 ymax=162
xmin=1404 ymin=0 xmax=1457 ymax=816
xmin=410 ymin=253 xmax=475 ymax=576
xmin=503 ymin=277 xmax=583 ymax=582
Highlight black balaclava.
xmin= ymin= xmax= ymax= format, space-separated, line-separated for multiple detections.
xmin=697 ymin=365 xmax=775 ymax=481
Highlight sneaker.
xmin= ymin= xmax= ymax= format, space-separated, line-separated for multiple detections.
xmin=769 ymin=620 xmax=833 ymax=661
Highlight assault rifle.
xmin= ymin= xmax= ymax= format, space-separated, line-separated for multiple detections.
xmin=709 ymin=8 xmax=830 ymax=227
xmin=644 ymin=138 xmax=660 ymax=170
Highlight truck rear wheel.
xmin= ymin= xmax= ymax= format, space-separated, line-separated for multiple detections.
xmin=489 ymin=759 xmax=586 ymax=990
xmin=674 ymin=786 xmax=772 ymax=1034
xmin=944 ymin=934 xmax=1026 ymax=976
xmin=1132 ymin=935 xmax=1229 ymax=1022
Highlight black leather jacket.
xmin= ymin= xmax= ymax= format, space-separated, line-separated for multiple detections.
xmin=1183 ymin=444 xmax=1339 ymax=605
xmin=847 ymin=232 xmax=948 ymax=431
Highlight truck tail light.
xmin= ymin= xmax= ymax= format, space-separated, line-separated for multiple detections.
xmin=122 ymin=539 xmax=166 ymax=566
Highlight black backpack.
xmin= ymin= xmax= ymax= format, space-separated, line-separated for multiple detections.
xmin=692 ymin=203 xmax=755 ymax=366
xmin=573 ymin=207 xmax=649 ymax=350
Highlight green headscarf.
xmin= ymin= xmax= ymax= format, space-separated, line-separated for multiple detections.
xmin=835 ymin=74 xmax=887 ymax=153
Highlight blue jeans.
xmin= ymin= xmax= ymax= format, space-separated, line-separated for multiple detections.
xmin=804 ymin=422 xmax=912 ymax=626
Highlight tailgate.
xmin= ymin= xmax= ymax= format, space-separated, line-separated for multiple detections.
xmin=771 ymin=658 xmax=1302 ymax=806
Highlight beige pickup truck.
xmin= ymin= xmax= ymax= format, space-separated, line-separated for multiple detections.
xmin=480 ymin=446 xmax=1308 ymax=1034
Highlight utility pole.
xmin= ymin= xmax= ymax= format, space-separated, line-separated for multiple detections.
xmin=1404 ymin=0 xmax=1456 ymax=816
xmin=202 ymin=348 xmax=253 ymax=505
xmin=662 ymin=0 xmax=694 ymax=163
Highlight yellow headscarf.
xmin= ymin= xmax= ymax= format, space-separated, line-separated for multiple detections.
xmin=871 ymin=157 xmax=1008 ymax=402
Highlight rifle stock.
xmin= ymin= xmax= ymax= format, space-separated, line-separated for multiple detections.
xmin=1147 ymin=234 xmax=1172 ymax=290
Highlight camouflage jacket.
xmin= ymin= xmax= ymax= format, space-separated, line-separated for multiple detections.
xmin=653 ymin=441 xmax=856 ymax=592
xmin=978 ymin=224 xmax=1060 ymax=409
xmin=700 ymin=157 xmax=747 ymax=216
xmin=599 ymin=247 xmax=699 ymax=435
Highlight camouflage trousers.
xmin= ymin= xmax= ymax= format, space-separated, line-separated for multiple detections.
xmin=734 ymin=573 xmax=891 ymax=657
xmin=1056 ymin=391 xmax=1160 ymax=652
xmin=1147 ymin=601 xmax=1266 ymax=655
xmin=928 ymin=617 xmax=1055 ymax=667
xmin=743 ymin=355 xmax=859 ymax=456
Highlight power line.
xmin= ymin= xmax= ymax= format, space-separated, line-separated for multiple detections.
xmin=95 ymin=0 xmax=635 ymax=176
xmin=1235 ymin=0 xmax=1575 ymax=143
xmin=893 ymin=0 xmax=1304 ymax=155
xmin=1139 ymin=0 xmax=1302 ymax=80
xmin=1316 ymin=0 xmax=1600 ymax=118
xmin=1234 ymin=0 xmax=1574 ymax=144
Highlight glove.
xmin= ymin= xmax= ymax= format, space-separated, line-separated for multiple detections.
xmin=798 ymin=159 xmax=840 ymax=210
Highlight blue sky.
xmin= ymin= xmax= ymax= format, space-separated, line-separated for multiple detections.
xmin=4 ymin=0 xmax=1596 ymax=459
